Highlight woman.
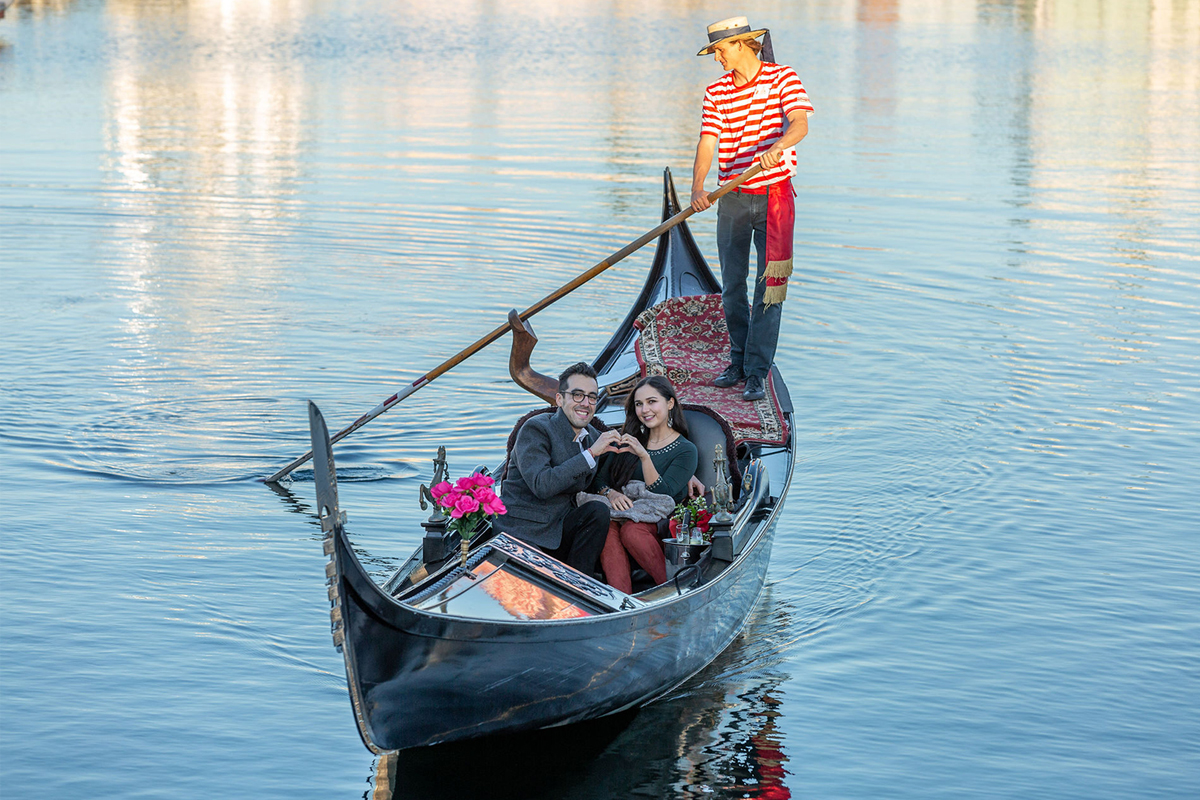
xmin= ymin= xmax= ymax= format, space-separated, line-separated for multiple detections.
xmin=596 ymin=376 xmax=699 ymax=593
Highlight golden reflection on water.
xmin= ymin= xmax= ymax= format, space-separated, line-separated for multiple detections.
xmin=87 ymin=0 xmax=1200 ymax=244
xmin=1026 ymin=0 xmax=1200 ymax=228
xmin=100 ymin=0 xmax=310 ymax=390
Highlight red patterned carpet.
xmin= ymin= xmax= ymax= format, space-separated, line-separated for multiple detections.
xmin=634 ymin=294 xmax=789 ymax=446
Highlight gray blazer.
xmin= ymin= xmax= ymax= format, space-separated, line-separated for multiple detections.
xmin=495 ymin=408 xmax=601 ymax=550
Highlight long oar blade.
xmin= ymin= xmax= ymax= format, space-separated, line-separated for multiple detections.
xmin=265 ymin=163 xmax=763 ymax=484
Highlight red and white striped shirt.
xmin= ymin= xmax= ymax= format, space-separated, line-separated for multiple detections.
xmin=701 ymin=62 xmax=814 ymax=190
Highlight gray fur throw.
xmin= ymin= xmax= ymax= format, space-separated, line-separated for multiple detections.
xmin=576 ymin=480 xmax=676 ymax=523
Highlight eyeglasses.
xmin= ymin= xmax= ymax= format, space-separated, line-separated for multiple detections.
xmin=562 ymin=389 xmax=599 ymax=405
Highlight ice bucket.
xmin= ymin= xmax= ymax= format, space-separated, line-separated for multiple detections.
xmin=662 ymin=538 xmax=706 ymax=580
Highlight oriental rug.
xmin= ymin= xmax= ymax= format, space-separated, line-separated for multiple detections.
xmin=634 ymin=294 xmax=789 ymax=446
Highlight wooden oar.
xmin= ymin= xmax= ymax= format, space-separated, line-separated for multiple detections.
xmin=264 ymin=163 xmax=763 ymax=483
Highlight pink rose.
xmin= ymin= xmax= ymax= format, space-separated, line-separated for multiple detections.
xmin=483 ymin=496 xmax=506 ymax=516
xmin=460 ymin=474 xmax=493 ymax=490
xmin=438 ymin=490 xmax=462 ymax=509
xmin=454 ymin=494 xmax=480 ymax=516
xmin=430 ymin=481 xmax=453 ymax=500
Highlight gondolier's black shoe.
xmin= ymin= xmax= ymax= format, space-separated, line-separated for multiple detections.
xmin=742 ymin=375 xmax=766 ymax=402
xmin=713 ymin=364 xmax=745 ymax=388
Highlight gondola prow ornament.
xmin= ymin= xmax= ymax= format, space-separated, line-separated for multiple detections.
xmin=307 ymin=401 xmax=347 ymax=650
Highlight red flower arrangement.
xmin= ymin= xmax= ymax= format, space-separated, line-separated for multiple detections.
xmin=668 ymin=496 xmax=713 ymax=541
xmin=430 ymin=473 xmax=506 ymax=541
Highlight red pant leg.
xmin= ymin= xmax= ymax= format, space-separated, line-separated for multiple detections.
xmin=619 ymin=521 xmax=668 ymax=586
xmin=600 ymin=520 xmax=632 ymax=593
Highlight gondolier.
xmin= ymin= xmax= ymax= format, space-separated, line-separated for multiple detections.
xmin=690 ymin=16 xmax=814 ymax=402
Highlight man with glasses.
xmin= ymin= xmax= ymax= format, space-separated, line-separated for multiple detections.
xmin=495 ymin=362 xmax=624 ymax=575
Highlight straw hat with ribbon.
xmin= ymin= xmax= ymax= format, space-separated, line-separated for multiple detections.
xmin=696 ymin=16 xmax=775 ymax=63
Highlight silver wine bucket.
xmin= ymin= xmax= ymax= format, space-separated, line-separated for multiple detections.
xmin=662 ymin=538 xmax=706 ymax=580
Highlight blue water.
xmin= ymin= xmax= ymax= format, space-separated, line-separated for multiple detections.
xmin=3 ymin=1 xmax=1198 ymax=797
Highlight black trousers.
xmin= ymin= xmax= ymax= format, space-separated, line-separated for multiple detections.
xmin=545 ymin=500 xmax=610 ymax=577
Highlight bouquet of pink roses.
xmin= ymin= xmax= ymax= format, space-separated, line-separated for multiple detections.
xmin=430 ymin=473 xmax=506 ymax=541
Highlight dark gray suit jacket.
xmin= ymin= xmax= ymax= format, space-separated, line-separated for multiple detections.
xmin=495 ymin=408 xmax=601 ymax=550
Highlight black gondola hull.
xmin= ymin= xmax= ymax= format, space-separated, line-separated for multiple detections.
xmin=336 ymin=511 xmax=780 ymax=751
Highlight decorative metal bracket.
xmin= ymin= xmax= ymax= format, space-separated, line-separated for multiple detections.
xmin=710 ymin=444 xmax=734 ymax=526
xmin=418 ymin=446 xmax=449 ymax=525
xmin=709 ymin=444 xmax=735 ymax=561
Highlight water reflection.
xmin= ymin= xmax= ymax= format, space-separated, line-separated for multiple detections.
xmin=1018 ymin=0 xmax=1200 ymax=255
xmin=367 ymin=598 xmax=794 ymax=800
xmin=102 ymin=0 xmax=307 ymax=322
xmin=855 ymin=0 xmax=898 ymax=131
xmin=4 ymin=0 xmax=76 ymax=19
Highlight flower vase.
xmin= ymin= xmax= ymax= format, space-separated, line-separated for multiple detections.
xmin=460 ymin=536 xmax=470 ymax=568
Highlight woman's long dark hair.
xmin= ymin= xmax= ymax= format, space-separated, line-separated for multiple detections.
xmin=607 ymin=375 xmax=690 ymax=491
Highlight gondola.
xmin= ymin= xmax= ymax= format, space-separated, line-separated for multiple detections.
xmin=305 ymin=168 xmax=796 ymax=753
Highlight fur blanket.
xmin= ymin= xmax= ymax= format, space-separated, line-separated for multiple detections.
xmin=575 ymin=480 xmax=676 ymax=523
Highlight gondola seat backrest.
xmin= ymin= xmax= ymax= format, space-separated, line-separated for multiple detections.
xmin=681 ymin=404 xmax=741 ymax=502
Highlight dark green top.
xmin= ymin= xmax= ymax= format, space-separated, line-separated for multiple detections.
xmin=596 ymin=435 xmax=698 ymax=503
